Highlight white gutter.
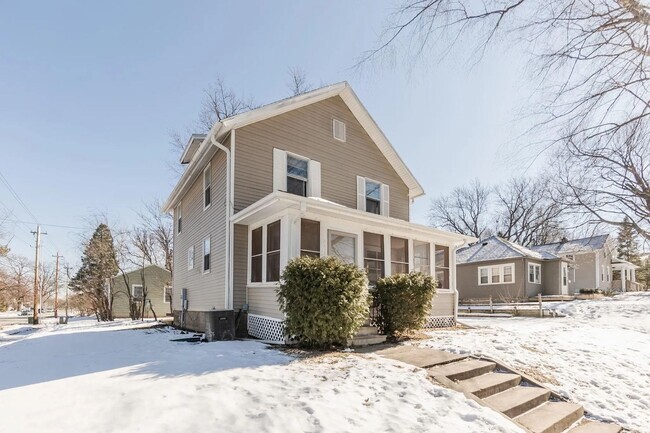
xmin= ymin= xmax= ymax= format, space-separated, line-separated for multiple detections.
xmin=210 ymin=133 xmax=233 ymax=310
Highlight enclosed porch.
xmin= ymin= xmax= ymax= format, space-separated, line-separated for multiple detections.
xmin=232 ymin=192 xmax=474 ymax=343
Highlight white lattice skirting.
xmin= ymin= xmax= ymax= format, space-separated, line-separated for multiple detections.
xmin=422 ymin=315 xmax=456 ymax=328
xmin=248 ymin=314 xmax=286 ymax=343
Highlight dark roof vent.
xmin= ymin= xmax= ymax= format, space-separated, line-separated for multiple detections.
xmin=482 ymin=241 xmax=488 ymax=246
xmin=561 ymin=237 xmax=569 ymax=243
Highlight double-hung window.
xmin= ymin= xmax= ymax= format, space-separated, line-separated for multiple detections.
xmin=528 ymin=263 xmax=541 ymax=284
xmin=203 ymin=163 xmax=211 ymax=209
xmin=203 ymin=237 xmax=211 ymax=273
xmin=391 ymin=237 xmax=409 ymax=274
xmin=365 ymin=180 xmax=381 ymax=215
xmin=300 ymin=219 xmax=320 ymax=257
xmin=413 ymin=241 xmax=431 ymax=275
xmin=435 ymin=245 xmax=450 ymax=290
xmin=250 ymin=220 xmax=282 ymax=283
xmin=287 ymin=155 xmax=309 ymax=197
xmin=357 ymin=177 xmax=389 ymax=216
xmin=478 ymin=263 xmax=515 ymax=285
xmin=364 ymin=232 xmax=384 ymax=286
xmin=132 ymin=284 xmax=144 ymax=300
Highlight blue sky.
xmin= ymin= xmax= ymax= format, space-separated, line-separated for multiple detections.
xmin=0 ymin=1 xmax=534 ymax=265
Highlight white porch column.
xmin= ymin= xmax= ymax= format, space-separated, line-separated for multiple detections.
xmin=384 ymin=234 xmax=392 ymax=277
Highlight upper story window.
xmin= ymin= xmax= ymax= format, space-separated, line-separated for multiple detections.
xmin=300 ymin=219 xmax=320 ymax=257
xmin=203 ymin=236 xmax=211 ymax=273
xmin=203 ymin=163 xmax=211 ymax=209
xmin=528 ymin=263 xmax=541 ymax=284
xmin=357 ymin=177 xmax=389 ymax=216
xmin=435 ymin=245 xmax=450 ymax=290
xmin=287 ymin=155 xmax=309 ymax=197
xmin=364 ymin=232 xmax=384 ymax=286
xmin=391 ymin=237 xmax=409 ymax=274
xmin=176 ymin=204 xmax=182 ymax=234
xmin=332 ymin=119 xmax=346 ymax=142
xmin=413 ymin=241 xmax=431 ymax=275
xmin=250 ymin=220 xmax=282 ymax=284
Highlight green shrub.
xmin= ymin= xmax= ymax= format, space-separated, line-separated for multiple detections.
xmin=277 ymin=256 xmax=370 ymax=347
xmin=373 ymin=272 xmax=436 ymax=336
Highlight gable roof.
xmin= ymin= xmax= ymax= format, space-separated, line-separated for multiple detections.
xmin=113 ymin=264 xmax=171 ymax=279
xmin=530 ymin=234 xmax=611 ymax=256
xmin=456 ymin=236 xmax=563 ymax=265
xmin=164 ymin=82 xmax=424 ymax=212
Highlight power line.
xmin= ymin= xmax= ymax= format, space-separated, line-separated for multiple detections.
xmin=0 ymin=169 xmax=39 ymax=224
xmin=2 ymin=218 xmax=85 ymax=230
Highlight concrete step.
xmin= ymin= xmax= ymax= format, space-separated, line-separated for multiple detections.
xmin=457 ymin=372 xmax=521 ymax=398
xmin=347 ymin=334 xmax=387 ymax=347
xmin=484 ymin=386 xmax=551 ymax=418
xmin=515 ymin=402 xmax=584 ymax=433
xmin=428 ymin=359 xmax=496 ymax=381
xmin=567 ymin=420 xmax=622 ymax=433
xmin=355 ymin=326 xmax=379 ymax=337
xmin=371 ymin=346 xmax=467 ymax=368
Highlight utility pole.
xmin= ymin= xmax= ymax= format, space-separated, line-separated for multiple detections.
xmin=30 ymin=225 xmax=47 ymax=324
xmin=52 ymin=252 xmax=62 ymax=319
xmin=64 ymin=264 xmax=71 ymax=322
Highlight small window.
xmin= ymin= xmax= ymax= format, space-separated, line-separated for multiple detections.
xmin=528 ymin=263 xmax=541 ymax=284
xmin=164 ymin=286 xmax=172 ymax=304
xmin=413 ymin=241 xmax=430 ymax=275
xmin=364 ymin=232 xmax=384 ymax=286
xmin=365 ymin=180 xmax=381 ymax=215
xmin=203 ymin=163 xmax=212 ymax=209
xmin=203 ymin=237 xmax=211 ymax=273
xmin=266 ymin=220 xmax=281 ymax=282
xmin=333 ymin=119 xmax=346 ymax=142
xmin=300 ymin=219 xmax=320 ymax=257
xmin=328 ymin=231 xmax=356 ymax=264
xmin=435 ymin=245 xmax=450 ymax=290
xmin=250 ymin=227 xmax=263 ymax=283
xmin=132 ymin=284 xmax=144 ymax=300
xmin=391 ymin=237 xmax=409 ymax=275
xmin=287 ymin=155 xmax=308 ymax=197
xmin=479 ymin=268 xmax=489 ymax=285
xmin=176 ymin=204 xmax=182 ymax=234
xmin=187 ymin=246 xmax=194 ymax=270
xmin=491 ymin=266 xmax=502 ymax=284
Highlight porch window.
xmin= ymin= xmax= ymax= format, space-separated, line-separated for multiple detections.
xmin=132 ymin=284 xmax=144 ymax=300
xmin=528 ymin=263 xmax=541 ymax=284
xmin=364 ymin=232 xmax=384 ymax=285
xmin=251 ymin=227 xmax=263 ymax=283
xmin=203 ymin=163 xmax=211 ymax=209
xmin=391 ymin=237 xmax=409 ymax=274
xmin=287 ymin=155 xmax=309 ymax=197
xmin=328 ymin=231 xmax=356 ymax=264
xmin=203 ymin=236 xmax=211 ymax=273
xmin=413 ymin=241 xmax=430 ymax=275
xmin=435 ymin=245 xmax=450 ymax=290
xmin=365 ymin=180 xmax=381 ymax=215
xmin=266 ymin=220 xmax=281 ymax=282
xmin=300 ymin=219 xmax=320 ymax=257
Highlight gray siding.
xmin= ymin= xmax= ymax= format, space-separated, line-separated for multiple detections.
xmin=457 ymin=259 xmax=527 ymax=300
xmin=541 ymin=261 xmax=562 ymax=296
xmin=523 ymin=259 xmax=543 ymax=298
xmin=248 ymin=287 xmax=282 ymax=319
xmin=573 ymin=252 xmax=597 ymax=291
xmin=172 ymin=150 xmax=228 ymax=311
xmin=233 ymin=96 xmax=410 ymax=220
xmin=112 ymin=266 xmax=171 ymax=318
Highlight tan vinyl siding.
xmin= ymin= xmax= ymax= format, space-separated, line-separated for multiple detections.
xmin=234 ymin=96 xmax=410 ymax=220
xmin=172 ymin=150 xmax=228 ymax=311
xmin=430 ymin=291 xmax=455 ymax=316
xmin=233 ymin=223 xmax=248 ymax=310
xmin=112 ymin=265 xmax=172 ymax=318
xmin=248 ymin=287 xmax=282 ymax=319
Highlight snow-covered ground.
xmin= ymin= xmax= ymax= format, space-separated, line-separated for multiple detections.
xmin=421 ymin=292 xmax=650 ymax=432
xmin=0 ymin=317 xmax=520 ymax=433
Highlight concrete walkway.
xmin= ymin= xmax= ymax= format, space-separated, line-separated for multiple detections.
xmin=362 ymin=344 xmax=623 ymax=433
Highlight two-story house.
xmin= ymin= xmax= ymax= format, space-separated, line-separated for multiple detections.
xmin=163 ymin=82 xmax=475 ymax=342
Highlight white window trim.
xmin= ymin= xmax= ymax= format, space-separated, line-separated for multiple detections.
xmin=187 ymin=245 xmax=194 ymax=271
xmin=132 ymin=284 xmax=144 ymax=298
xmin=478 ymin=263 xmax=516 ymax=286
xmin=286 ymin=152 xmax=309 ymax=196
xmin=203 ymin=162 xmax=211 ymax=210
xmin=359 ymin=176 xmax=389 ymax=216
xmin=332 ymin=119 xmax=346 ymax=142
xmin=163 ymin=286 xmax=171 ymax=304
xmin=247 ymin=218 xmax=283 ymax=286
xmin=528 ymin=263 xmax=541 ymax=284
xmin=203 ymin=236 xmax=211 ymax=274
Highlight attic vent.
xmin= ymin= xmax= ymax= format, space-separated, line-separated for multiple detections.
xmin=332 ymin=119 xmax=346 ymax=142
xmin=482 ymin=242 xmax=488 ymax=246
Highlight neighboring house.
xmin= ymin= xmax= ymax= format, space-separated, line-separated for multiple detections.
xmin=456 ymin=236 xmax=572 ymax=301
xmin=530 ymin=235 xmax=616 ymax=293
xmin=162 ymin=82 xmax=475 ymax=342
xmin=112 ymin=265 xmax=172 ymax=318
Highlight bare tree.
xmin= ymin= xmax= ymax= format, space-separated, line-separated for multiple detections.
xmin=287 ymin=66 xmax=313 ymax=96
xmin=0 ymin=255 xmax=32 ymax=310
xmin=429 ymin=179 xmax=491 ymax=238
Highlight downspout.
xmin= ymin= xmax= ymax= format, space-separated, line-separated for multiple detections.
xmin=452 ymin=237 xmax=472 ymax=324
xmin=210 ymin=133 xmax=232 ymax=310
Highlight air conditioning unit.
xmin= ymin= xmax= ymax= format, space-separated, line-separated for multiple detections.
xmin=204 ymin=310 xmax=235 ymax=342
